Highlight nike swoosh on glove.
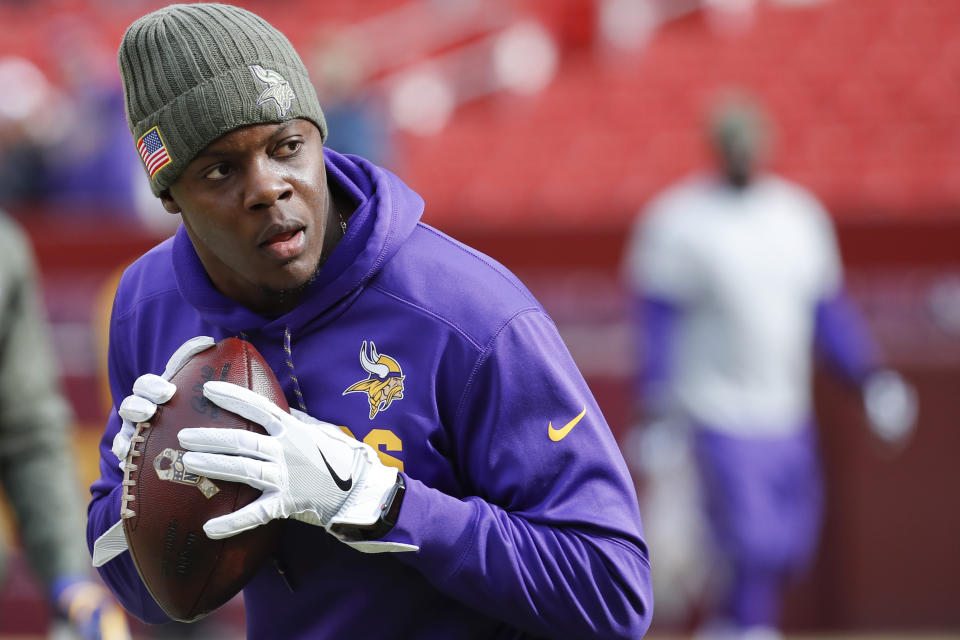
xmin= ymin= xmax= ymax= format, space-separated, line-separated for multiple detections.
xmin=179 ymin=381 xmax=417 ymax=552
xmin=111 ymin=336 xmax=216 ymax=470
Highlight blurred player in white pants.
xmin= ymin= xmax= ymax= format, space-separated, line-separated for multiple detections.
xmin=622 ymin=93 xmax=917 ymax=640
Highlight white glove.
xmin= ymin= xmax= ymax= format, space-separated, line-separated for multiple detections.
xmin=111 ymin=336 xmax=216 ymax=469
xmin=95 ymin=337 xmax=216 ymax=565
xmin=862 ymin=369 xmax=918 ymax=446
xmin=179 ymin=381 xmax=414 ymax=552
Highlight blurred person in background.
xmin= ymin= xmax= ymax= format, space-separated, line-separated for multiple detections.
xmin=0 ymin=44 xmax=144 ymax=225
xmin=0 ymin=56 xmax=59 ymax=206
xmin=0 ymin=95 xmax=130 ymax=638
xmin=622 ymin=92 xmax=917 ymax=640
xmin=37 ymin=15 xmax=143 ymax=221
xmin=309 ymin=29 xmax=394 ymax=168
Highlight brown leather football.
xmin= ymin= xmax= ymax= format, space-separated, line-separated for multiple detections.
xmin=122 ymin=337 xmax=286 ymax=622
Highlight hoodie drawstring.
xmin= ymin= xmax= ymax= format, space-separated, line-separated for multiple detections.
xmin=239 ymin=329 xmax=307 ymax=412
xmin=283 ymin=326 xmax=308 ymax=411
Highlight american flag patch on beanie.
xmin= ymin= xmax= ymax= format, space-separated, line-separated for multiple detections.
xmin=137 ymin=126 xmax=171 ymax=178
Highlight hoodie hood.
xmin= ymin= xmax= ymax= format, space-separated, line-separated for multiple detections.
xmin=172 ymin=149 xmax=424 ymax=336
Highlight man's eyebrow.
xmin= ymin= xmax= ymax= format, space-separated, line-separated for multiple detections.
xmin=195 ymin=122 xmax=300 ymax=159
xmin=268 ymin=120 xmax=297 ymax=140
xmin=193 ymin=148 xmax=230 ymax=160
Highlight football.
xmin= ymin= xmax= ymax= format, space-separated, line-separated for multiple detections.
xmin=122 ymin=337 xmax=286 ymax=622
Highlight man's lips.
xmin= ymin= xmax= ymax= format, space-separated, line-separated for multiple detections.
xmin=263 ymin=228 xmax=299 ymax=245
xmin=257 ymin=220 xmax=305 ymax=245
xmin=260 ymin=227 xmax=306 ymax=260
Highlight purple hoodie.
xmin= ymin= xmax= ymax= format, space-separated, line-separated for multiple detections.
xmin=87 ymin=150 xmax=653 ymax=640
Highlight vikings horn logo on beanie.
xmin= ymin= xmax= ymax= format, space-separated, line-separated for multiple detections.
xmin=118 ymin=3 xmax=327 ymax=195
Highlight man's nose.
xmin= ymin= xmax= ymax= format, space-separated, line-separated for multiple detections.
xmin=244 ymin=158 xmax=292 ymax=210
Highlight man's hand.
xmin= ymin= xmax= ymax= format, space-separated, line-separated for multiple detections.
xmin=179 ymin=381 xmax=408 ymax=549
xmin=111 ymin=336 xmax=216 ymax=468
xmin=625 ymin=419 xmax=683 ymax=473
xmin=862 ymin=368 xmax=918 ymax=446
xmin=51 ymin=576 xmax=131 ymax=640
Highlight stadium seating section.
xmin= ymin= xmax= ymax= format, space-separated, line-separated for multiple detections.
xmin=2 ymin=0 xmax=959 ymax=230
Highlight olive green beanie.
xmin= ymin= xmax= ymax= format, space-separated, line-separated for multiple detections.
xmin=119 ymin=3 xmax=327 ymax=195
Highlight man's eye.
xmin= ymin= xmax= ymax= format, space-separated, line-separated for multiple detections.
xmin=204 ymin=165 xmax=230 ymax=180
xmin=276 ymin=140 xmax=302 ymax=156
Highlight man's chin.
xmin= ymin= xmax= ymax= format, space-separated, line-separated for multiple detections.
xmin=258 ymin=258 xmax=323 ymax=301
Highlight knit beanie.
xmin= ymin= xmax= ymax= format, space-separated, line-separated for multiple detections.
xmin=119 ymin=3 xmax=327 ymax=195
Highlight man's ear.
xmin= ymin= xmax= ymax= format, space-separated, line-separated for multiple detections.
xmin=159 ymin=189 xmax=181 ymax=214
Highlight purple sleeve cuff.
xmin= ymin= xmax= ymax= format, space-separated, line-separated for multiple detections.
xmin=634 ymin=295 xmax=680 ymax=414
xmin=385 ymin=473 xmax=478 ymax=578
xmin=814 ymin=288 xmax=880 ymax=384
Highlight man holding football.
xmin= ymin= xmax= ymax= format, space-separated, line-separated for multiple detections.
xmin=87 ymin=4 xmax=652 ymax=639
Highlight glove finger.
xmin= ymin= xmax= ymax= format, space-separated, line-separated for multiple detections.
xmin=181 ymin=451 xmax=280 ymax=491
xmin=289 ymin=408 xmax=356 ymax=446
xmin=203 ymin=381 xmax=287 ymax=435
xmin=131 ymin=374 xmax=175 ymax=405
xmin=203 ymin=500 xmax=276 ymax=539
xmin=162 ymin=336 xmax=216 ymax=380
xmin=178 ymin=427 xmax=278 ymax=461
xmin=110 ymin=420 xmax=135 ymax=461
xmin=290 ymin=408 xmax=337 ymax=428
xmin=314 ymin=424 xmax=367 ymax=453
xmin=117 ymin=394 xmax=158 ymax=424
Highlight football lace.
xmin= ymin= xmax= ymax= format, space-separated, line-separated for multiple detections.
xmin=120 ymin=422 xmax=150 ymax=519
